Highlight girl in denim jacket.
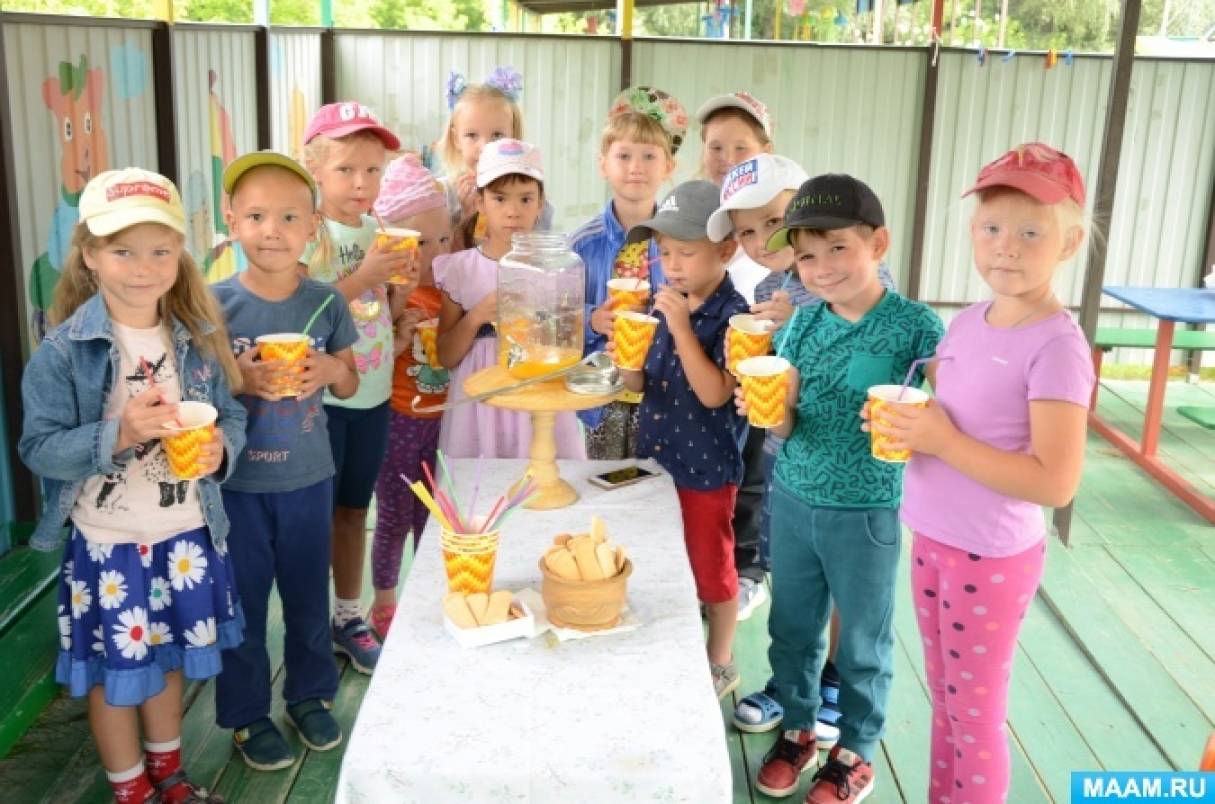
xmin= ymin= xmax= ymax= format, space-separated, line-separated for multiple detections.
xmin=19 ymin=168 xmax=247 ymax=804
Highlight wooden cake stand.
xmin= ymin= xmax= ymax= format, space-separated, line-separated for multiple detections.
xmin=464 ymin=365 xmax=616 ymax=510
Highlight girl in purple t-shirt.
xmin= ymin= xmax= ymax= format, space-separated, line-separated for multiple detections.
xmin=870 ymin=143 xmax=1096 ymax=804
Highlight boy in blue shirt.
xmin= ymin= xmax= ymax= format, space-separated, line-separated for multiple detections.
xmin=573 ymin=86 xmax=685 ymax=459
xmin=617 ymin=180 xmax=748 ymax=699
xmin=211 ymin=153 xmax=360 ymax=771
xmin=741 ymin=174 xmax=943 ymax=803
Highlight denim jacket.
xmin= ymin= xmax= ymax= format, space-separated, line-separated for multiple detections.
xmin=19 ymin=293 xmax=247 ymax=552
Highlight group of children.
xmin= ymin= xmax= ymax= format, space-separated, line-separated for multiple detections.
xmin=18 ymin=61 xmax=1095 ymax=804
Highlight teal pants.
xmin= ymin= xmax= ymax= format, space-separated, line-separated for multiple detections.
xmin=767 ymin=480 xmax=901 ymax=761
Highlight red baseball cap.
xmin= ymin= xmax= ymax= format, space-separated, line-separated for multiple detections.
xmin=963 ymin=142 xmax=1085 ymax=206
xmin=303 ymin=101 xmax=401 ymax=150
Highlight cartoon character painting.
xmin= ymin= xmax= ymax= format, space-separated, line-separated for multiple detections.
xmin=201 ymin=69 xmax=242 ymax=284
xmin=30 ymin=55 xmax=108 ymax=341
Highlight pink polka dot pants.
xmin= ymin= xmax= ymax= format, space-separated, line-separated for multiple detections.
xmin=910 ymin=532 xmax=1045 ymax=804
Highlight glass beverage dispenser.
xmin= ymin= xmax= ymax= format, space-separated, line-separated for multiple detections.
xmin=497 ymin=233 xmax=585 ymax=379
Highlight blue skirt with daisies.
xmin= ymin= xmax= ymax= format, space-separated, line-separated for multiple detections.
xmin=56 ymin=525 xmax=245 ymax=707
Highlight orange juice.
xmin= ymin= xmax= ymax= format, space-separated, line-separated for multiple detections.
xmin=867 ymin=384 xmax=930 ymax=463
xmin=162 ymin=402 xmax=217 ymax=480
xmin=375 ymin=227 xmax=420 ymax=284
xmin=501 ymin=347 xmax=583 ymax=379
xmin=606 ymin=278 xmax=650 ymax=311
xmin=256 ymin=333 xmax=309 ymax=396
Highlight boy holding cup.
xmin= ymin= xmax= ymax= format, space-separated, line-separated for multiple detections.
xmin=614 ymin=180 xmax=749 ymax=700
xmin=737 ymin=174 xmax=942 ymax=802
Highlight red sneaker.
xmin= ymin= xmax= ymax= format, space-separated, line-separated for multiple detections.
xmin=805 ymin=746 xmax=874 ymax=803
xmin=755 ymin=729 xmax=818 ymax=798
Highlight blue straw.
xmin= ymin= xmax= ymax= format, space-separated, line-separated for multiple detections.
xmin=776 ymin=308 xmax=800 ymax=357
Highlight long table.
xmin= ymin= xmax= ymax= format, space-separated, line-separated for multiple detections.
xmin=337 ymin=458 xmax=733 ymax=804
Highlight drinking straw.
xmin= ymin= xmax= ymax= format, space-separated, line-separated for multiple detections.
xmin=775 ymin=308 xmax=801 ymax=358
xmin=371 ymin=208 xmax=390 ymax=233
xmin=300 ymin=293 xmax=335 ymax=338
xmin=468 ymin=454 xmax=484 ymax=522
xmin=435 ymin=450 xmax=465 ymax=515
xmin=896 ymin=355 xmax=954 ymax=400
xmin=140 ymin=356 xmax=183 ymax=428
xmin=401 ymin=474 xmax=453 ymax=531
xmin=479 ymin=497 xmax=505 ymax=533
xmin=422 ymin=461 xmax=464 ymax=531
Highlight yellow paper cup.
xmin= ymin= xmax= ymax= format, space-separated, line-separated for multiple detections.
xmin=606 ymin=278 xmax=650 ymax=311
xmin=162 ymin=402 xmax=218 ymax=480
xmin=375 ymin=227 xmax=420 ymax=285
xmin=727 ymin=314 xmax=774 ymax=375
xmin=868 ymin=384 xmax=930 ymax=463
xmin=256 ymin=333 xmax=309 ymax=396
xmin=737 ymin=356 xmax=791 ymax=429
xmin=612 ymin=311 xmax=659 ymax=371
xmin=440 ymin=527 xmax=500 ymax=595
xmin=416 ymin=318 xmax=441 ymax=369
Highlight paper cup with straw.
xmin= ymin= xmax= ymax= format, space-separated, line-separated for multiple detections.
xmin=415 ymin=318 xmax=442 ymax=369
xmin=612 ymin=311 xmax=659 ymax=371
xmin=867 ymin=384 xmax=930 ymax=463
xmin=737 ymin=356 xmax=792 ymax=428
xmin=440 ymin=515 xmax=500 ymax=595
xmin=726 ymin=314 xmax=774 ymax=375
xmin=162 ymin=402 xmax=218 ymax=480
xmin=256 ymin=333 xmax=310 ymax=396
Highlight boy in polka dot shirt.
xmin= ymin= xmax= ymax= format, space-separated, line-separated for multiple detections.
xmin=615 ymin=179 xmax=749 ymax=702
xmin=739 ymin=174 xmax=943 ymax=803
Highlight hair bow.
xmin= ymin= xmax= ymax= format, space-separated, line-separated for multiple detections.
xmin=446 ymin=66 xmax=524 ymax=111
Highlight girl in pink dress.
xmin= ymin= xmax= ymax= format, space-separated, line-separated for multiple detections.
xmin=434 ymin=139 xmax=586 ymax=460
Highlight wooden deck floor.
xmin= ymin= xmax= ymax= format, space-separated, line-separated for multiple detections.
xmin=3 ymin=378 xmax=1214 ymax=803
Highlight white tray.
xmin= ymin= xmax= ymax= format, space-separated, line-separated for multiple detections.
xmin=443 ymin=596 xmax=535 ymax=648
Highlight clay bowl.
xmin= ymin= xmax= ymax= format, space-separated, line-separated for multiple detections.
xmin=538 ymin=557 xmax=633 ymax=632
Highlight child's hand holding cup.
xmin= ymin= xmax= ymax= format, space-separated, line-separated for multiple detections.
xmin=866 ymin=384 xmax=930 ymax=462
xmin=736 ymin=356 xmax=792 ymax=428
xmin=374 ymin=227 xmax=421 ymax=286
xmin=611 ymin=311 xmax=660 ymax=371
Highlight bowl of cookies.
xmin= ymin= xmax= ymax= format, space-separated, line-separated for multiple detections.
xmin=538 ymin=516 xmax=632 ymax=631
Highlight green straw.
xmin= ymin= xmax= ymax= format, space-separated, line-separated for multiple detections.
xmin=301 ymin=293 xmax=336 ymax=337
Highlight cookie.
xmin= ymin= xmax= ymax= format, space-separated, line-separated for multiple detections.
xmin=572 ymin=536 xmax=605 ymax=580
xmin=485 ymin=590 xmax=512 ymax=625
xmin=545 ymin=547 xmax=581 ymax=581
xmin=595 ymin=543 xmax=617 ymax=578
xmin=466 ymin=592 xmax=490 ymax=625
xmin=443 ymin=593 xmax=477 ymax=629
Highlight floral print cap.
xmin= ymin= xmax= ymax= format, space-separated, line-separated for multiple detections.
xmin=609 ymin=86 xmax=689 ymax=155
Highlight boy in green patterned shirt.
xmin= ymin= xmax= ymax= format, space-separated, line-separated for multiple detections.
xmin=740 ymin=174 xmax=943 ymax=803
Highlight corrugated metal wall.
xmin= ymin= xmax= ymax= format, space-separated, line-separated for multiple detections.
xmin=3 ymin=20 xmax=158 ymax=351
xmin=333 ymin=32 xmax=621 ymax=232
xmin=631 ymin=39 xmax=927 ymax=283
xmin=172 ymin=25 xmax=257 ymax=275
xmin=269 ymin=29 xmax=321 ymax=161
xmin=923 ymin=51 xmax=1215 ymax=363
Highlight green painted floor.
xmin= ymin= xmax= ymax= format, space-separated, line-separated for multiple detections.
xmin=3 ymin=378 xmax=1214 ymax=803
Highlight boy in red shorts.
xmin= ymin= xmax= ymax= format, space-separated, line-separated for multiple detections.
xmin=617 ymin=180 xmax=748 ymax=698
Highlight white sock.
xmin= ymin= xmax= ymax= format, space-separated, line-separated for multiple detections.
xmin=144 ymin=737 xmax=181 ymax=753
xmin=106 ymin=761 xmax=146 ymax=783
xmin=334 ymin=597 xmax=362 ymax=627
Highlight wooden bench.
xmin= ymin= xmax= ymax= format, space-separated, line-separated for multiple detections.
xmin=0 ymin=541 xmax=61 ymax=758
xmin=1090 ymin=327 xmax=1215 ymax=411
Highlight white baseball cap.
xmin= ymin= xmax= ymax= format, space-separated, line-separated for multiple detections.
xmin=695 ymin=92 xmax=773 ymax=139
xmin=706 ymin=154 xmax=808 ymax=242
xmin=79 ymin=168 xmax=187 ymax=237
xmin=476 ymin=138 xmax=544 ymax=188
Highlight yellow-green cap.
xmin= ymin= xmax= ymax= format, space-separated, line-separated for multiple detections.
xmin=222 ymin=151 xmax=316 ymax=196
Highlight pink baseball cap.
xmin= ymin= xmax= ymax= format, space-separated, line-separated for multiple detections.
xmin=303 ymin=101 xmax=401 ymax=150
xmin=696 ymin=92 xmax=773 ymax=139
xmin=373 ymin=155 xmax=446 ymax=222
xmin=476 ymin=139 xmax=544 ymax=188
xmin=963 ymin=142 xmax=1086 ymax=206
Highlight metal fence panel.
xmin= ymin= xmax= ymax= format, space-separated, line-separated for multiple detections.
xmin=269 ymin=29 xmax=321 ymax=160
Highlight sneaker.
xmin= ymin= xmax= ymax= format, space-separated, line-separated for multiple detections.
xmin=711 ymin=660 xmax=741 ymax=700
xmin=816 ymin=664 xmax=842 ymax=751
xmin=233 ymin=718 xmax=295 ymax=771
xmin=755 ymin=729 xmax=818 ymax=798
xmin=737 ymin=578 xmax=768 ymax=621
xmin=333 ymin=617 xmax=381 ymax=675
xmin=369 ymin=603 xmax=396 ymax=640
xmin=286 ymin=698 xmax=342 ymax=751
xmin=805 ymin=746 xmax=874 ymax=803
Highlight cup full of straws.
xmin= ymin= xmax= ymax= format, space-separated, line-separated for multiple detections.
xmin=405 ymin=453 xmax=538 ymax=595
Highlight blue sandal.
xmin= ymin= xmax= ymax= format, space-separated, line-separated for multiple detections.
xmin=732 ymin=679 xmax=784 ymax=733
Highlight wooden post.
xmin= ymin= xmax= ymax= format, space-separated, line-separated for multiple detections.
xmin=744 ymin=0 xmax=753 ymax=39
xmin=1056 ymin=0 xmax=1143 ymax=545
xmin=321 ymin=0 xmax=334 ymax=28
xmin=906 ymin=26 xmax=940 ymax=302
xmin=773 ymin=0 xmax=781 ymax=40
xmin=618 ymin=0 xmax=633 ymax=91
xmin=151 ymin=22 xmax=178 ymax=184
xmin=254 ymin=26 xmax=271 ymax=150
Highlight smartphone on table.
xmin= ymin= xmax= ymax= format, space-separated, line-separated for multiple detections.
xmin=588 ymin=464 xmax=660 ymax=491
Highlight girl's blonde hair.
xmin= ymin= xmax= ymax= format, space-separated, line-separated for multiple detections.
xmin=49 ymin=222 xmax=242 ymax=391
xmin=699 ymin=108 xmax=772 ymax=147
xmin=302 ymin=130 xmax=394 ymax=278
xmin=439 ymin=86 xmax=524 ymax=177
xmin=974 ymin=187 xmax=1092 ymax=252
xmin=600 ymin=111 xmax=675 ymax=158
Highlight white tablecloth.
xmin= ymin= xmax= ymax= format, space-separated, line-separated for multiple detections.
xmin=337 ymin=459 xmax=732 ymax=804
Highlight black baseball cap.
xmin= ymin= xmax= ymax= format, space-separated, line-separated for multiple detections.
xmin=766 ymin=174 xmax=885 ymax=251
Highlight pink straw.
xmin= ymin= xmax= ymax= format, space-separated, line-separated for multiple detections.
xmin=140 ymin=356 xmax=183 ymax=428
xmin=897 ymin=356 xmax=954 ymax=400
